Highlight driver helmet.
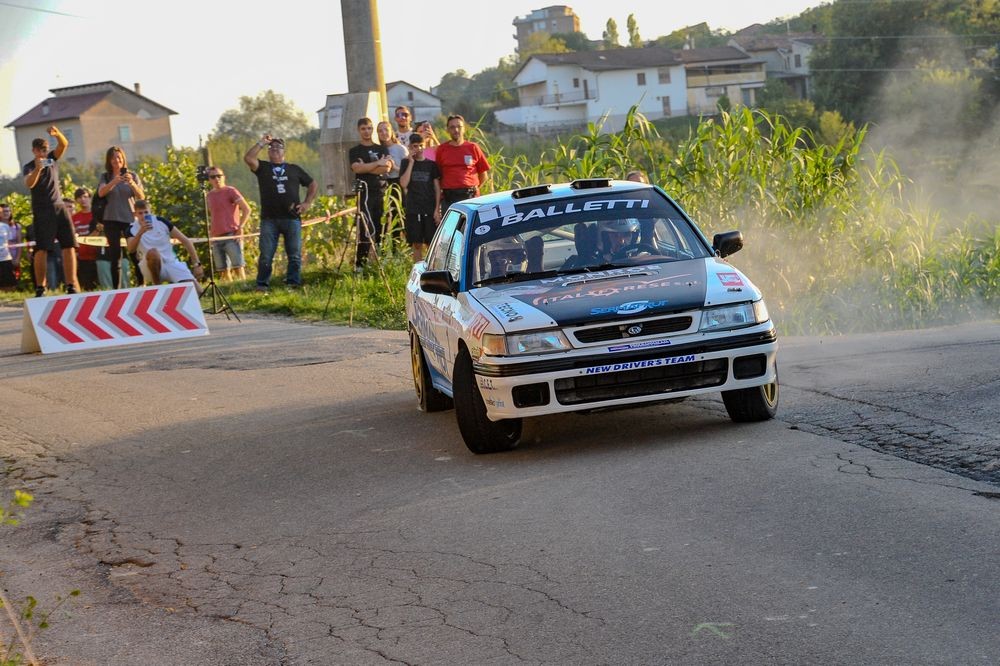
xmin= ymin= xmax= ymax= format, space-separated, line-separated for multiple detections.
xmin=486 ymin=235 xmax=527 ymax=278
xmin=598 ymin=218 xmax=639 ymax=251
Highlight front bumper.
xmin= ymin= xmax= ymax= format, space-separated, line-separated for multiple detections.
xmin=473 ymin=326 xmax=778 ymax=420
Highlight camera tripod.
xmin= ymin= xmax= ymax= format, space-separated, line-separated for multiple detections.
xmin=200 ymin=183 xmax=240 ymax=321
xmin=323 ymin=179 xmax=396 ymax=323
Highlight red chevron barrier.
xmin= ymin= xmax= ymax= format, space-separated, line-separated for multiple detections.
xmin=21 ymin=284 xmax=208 ymax=354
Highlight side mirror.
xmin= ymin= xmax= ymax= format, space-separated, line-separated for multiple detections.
xmin=713 ymin=231 xmax=744 ymax=259
xmin=419 ymin=270 xmax=458 ymax=295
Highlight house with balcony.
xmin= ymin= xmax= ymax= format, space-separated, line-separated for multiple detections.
xmin=679 ymin=46 xmax=768 ymax=115
xmin=6 ymin=81 xmax=175 ymax=167
xmin=496 ymin=46 xmax=765 ymax=134
xmin=728 ymin=26 xmax=822 ymax=99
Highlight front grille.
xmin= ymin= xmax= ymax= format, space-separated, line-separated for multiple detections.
xmin=574 ymin=315 xmax=693 ymax=343
xmin=554 ymin=358 xmax=728 ymax=405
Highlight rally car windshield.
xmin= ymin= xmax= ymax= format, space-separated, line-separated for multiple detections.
xmin=468 ymin=190 xmax=712 ymax=286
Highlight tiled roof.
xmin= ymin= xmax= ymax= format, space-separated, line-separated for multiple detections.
xmin=6 ymin=91 xmax=110 ymax=128
xmin=676 ymin=46 xmax=753 ymax=64
xmin=6 ymin=80 xmax=176 ymax=128
xmin=530 ymin=47 xmax=683 ymax=71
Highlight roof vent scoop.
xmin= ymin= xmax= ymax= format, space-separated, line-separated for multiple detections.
xmin=571 ymin=178 xmax=612 ymax=190
xmin=512 ymin=184 xmax=552 ymax=199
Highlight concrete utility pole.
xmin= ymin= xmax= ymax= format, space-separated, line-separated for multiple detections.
xmin=341 ymin=0 xmax=387 ymax=120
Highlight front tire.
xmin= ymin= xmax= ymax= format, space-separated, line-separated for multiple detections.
xmin=453 ymin=350 xmax=521 ymax=454
xmin=722 ymin=378 xmax=779 ymax=422
xmin=410 ymin=329 xmax=452 ymax=413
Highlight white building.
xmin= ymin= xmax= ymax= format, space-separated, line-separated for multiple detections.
xmin=497 ymin=46 xmax=765 ymax=134
xmin=728 ymin=27 xmax=822 ymax=99
xmin=386 ymin=81 xmax=442 ymax=123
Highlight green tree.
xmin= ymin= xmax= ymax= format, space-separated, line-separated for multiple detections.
xmin=627 ymin=14 xmax=642 ymax=48
xmin=651 ymin=22 xmax=729 ymax=49
xmin=519 ymin=31 xmax=569 ymax=60
xmin=603 ymin=18 xmax=620 ymax=49
xmin=212 ymin=90 xmax=313 ymax=142
xmin=553 ymin=31 xmax=593 ymax=51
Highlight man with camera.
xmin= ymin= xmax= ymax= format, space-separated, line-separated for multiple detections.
xmin=349 ymin=117 xmax=393 ymax=269
xmin=126 ymin=200 xmax=203 ymax=291
xmin=243 ymin=135 xmax=317 ymax=292
xmin=205 ymin=167 xmax=251 ymax=281
xmin=21 ymin=125 xmax=79 ymax=296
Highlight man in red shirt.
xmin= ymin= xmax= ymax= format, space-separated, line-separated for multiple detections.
xmin=205 ymin=167 xmax=251 ymax=281
xmin=71 ymin=188 xmax=99 ymax=290
xmin=435 ymin=114 xmax=490 ymax=214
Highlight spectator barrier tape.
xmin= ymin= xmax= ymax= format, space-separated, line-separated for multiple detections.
xmin=21 ymin=283 xmax=208 ymax=354
xmin=6 ymin=207 xmax=358 ymax=249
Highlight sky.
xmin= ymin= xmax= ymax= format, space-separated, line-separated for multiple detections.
xmin=0 ymin=0 xmax=820 ymax=176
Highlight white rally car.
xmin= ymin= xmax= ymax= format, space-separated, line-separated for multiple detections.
xmin=406 ymin=179 xmax=778 ymax=454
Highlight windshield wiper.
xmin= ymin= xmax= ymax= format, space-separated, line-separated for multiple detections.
xmin=474 ymin=270 xmax=562 ymax=287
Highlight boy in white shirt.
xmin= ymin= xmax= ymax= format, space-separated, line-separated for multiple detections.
xmin=126 ymin=200 xmax=204 ymax=291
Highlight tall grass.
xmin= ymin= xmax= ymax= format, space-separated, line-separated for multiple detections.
xmin=480 ymin=107 xmax=998 ymax=335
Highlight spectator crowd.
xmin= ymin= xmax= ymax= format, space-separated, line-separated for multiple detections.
xmin=0 ymin=108 xmax=494 ymax=295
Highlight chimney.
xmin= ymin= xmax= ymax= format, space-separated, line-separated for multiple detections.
xmin=134 ymin=82 xmax=141 ymax=95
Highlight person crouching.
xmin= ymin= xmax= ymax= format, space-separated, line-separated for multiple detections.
xmin=126 ymin=200 xmax=204 ymax=293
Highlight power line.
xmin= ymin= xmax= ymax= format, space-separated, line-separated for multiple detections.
xmin=0 ymin=1 xmax=86 ymax=18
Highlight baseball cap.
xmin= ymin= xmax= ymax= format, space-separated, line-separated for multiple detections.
xmin=269 ymin=138 xmax=285 ymax=148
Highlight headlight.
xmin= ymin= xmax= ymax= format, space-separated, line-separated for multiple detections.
xmin=700 ymin=300 xmax=769 ymax=332
xmin=481 ymin=330 xmax=572 ymax=356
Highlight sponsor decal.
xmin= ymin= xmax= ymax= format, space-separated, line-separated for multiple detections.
xmin=532 ymin=274 xmax=697 ymax=306
xmin=500 ymin=198 xmax=650 ymax=226
xmin=608 ymin=339 xmax=673 ymax=352
xmin=584 ymin=354 xmax=697 ymax=375
xmin=474 ymin=224 xmax=491 ymax=235
xmin=469 ymin=313 xmax=490 ymax=339
xmin=484 ymin=397 xmax=506 ymax=408
xmin=717 ymin=272 xmax=744 ymax=287
xmin=491 ymin=301 xmax=524 ymax=323
xmin=478 ymin=377 xmax=496 ymax=390
xmin=540 ymin=266 xmax=657 ymax=286
xmin=477 ymin=201 xmax=517 ymax=222
xmin=590 ymin=299 xmax=669 ymax=316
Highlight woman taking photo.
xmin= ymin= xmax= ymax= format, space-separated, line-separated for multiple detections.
xmin=96 ymin=146 xmax=144 ymax=288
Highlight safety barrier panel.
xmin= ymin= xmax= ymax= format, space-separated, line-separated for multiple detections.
xmin=21 ymin=283 xmax=208 ymax=354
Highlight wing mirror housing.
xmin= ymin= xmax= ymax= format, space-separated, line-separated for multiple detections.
xmin=419 ymin=270 xmax=458 ymax=295
xmin=713 ymin=231 xmax=744 ymax=258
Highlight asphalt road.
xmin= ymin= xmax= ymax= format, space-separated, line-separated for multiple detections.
xmin=1 ymin=306 xmax=997 ymax=665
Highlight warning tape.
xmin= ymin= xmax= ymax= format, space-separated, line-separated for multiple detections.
xmin=6 ymin=207 xmax=358 ymax=249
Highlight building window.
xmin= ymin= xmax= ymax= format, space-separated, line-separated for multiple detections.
xmin=705 ymin=86 xmax=725 ymax=98
xmin=661 ymin=97 xmax=671 ymax=117
xmin=407 ymin=91 xmax=414 ymax=101
xmin=573 ymin=78 xmax=580 ymax=88
xmin=118 ymin=125 xmax=131 ymax=142
xmin=61 ymin=128 xmax=74 ymax=145
xmin=657 ymin=67 xmax=671 ymax=84
xmin=637 ymin=72 xmax=646 ymax=86
xmin=794 ymin=54 xmax=802 ymax=68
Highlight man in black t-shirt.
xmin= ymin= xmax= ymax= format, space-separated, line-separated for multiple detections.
xmin=22 ymin=126 xmax=79 ymax=296
xmin=399 ymin=133 xmax=441 ymax=262
xmin=349 ymin=117 xmax=393 ymax=269
xmin=243 ymin=135 xmax=317 ymax=291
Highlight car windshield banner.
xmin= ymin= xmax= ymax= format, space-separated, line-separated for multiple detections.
xmin=469 ymin=190 xmax=680 ymax=247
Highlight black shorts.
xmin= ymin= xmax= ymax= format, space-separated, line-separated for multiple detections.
xmin=33 ymin=207 xmax=78 ymax=252
xmin=0 ymin=260 xmax=15 ymax=287
xmin=405 ymin=212 xmax=437 ymax=245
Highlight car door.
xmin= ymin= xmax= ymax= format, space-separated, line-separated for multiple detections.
xmin=440 ymin=213 xmax=467 ymax=380
xmin=417 ymin=210 xmax=463 ymax=385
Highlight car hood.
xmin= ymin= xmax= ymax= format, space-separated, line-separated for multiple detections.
xmin=469 ymin=258 xmax=759 ymax=331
